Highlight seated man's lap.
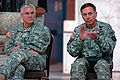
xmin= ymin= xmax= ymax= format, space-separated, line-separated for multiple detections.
xmin=71 ymin=58 xmax=111 ymax=73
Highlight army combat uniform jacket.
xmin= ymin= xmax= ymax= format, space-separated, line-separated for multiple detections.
xmin=1 ymin=22 xmax=51 ymax=79
xmin=67 ymin=20 xmax=116 ymax=59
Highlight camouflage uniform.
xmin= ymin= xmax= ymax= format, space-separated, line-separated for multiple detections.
xmin=67 ymin=20 xmax=116 ymax=80
xmin=0 ymin=22 xmax=51 ymax=79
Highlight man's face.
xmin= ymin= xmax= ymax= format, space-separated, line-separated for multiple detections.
xmin=81 ymin=7 xmax=97 ymax=27
xmin=21 ymin=7 xmax=35 ymax=25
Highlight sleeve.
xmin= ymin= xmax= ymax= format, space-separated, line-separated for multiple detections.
xmin=38 ymin=0 xmax=47 ymax=12
xmin=67 ymin=27 xmax=84 ymax=57
xmin=26 ymin=26 xmax=51 ymax=54
xmin=4 ymin=28 xmax=17 ymax=53
xmin=95 ymin=24 xmax=116 ymax=56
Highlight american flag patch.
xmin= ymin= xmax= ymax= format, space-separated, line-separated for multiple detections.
xmin=70 ymin=33 xmax=76 ymax=39
xmin=6 ymin=32 xmax=12 ymax=38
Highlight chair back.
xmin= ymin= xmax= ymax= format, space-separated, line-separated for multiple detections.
xmin=45 ymin=34 xmax=54 ymax=77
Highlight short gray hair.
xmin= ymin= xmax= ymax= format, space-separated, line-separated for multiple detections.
xmin=20 ymin=3 xmax=36 ymax=13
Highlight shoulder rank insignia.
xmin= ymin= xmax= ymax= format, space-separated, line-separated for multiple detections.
xmin=70 ymin=33 xmax=76 ymax=39
xmin=6 ymin=32 xmax=12 ymax=38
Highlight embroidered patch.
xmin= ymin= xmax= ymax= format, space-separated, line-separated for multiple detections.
xmin=6 ymin=32 xmax=12 ymax=38
xmin=70 ymin=34 xmax=76 ymax=39
xmin=111 ymin=36 xmax=116 ymax=42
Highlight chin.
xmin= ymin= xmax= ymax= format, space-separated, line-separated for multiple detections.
xmin=28 ymin=21 xmax=34 ymax=24
xmin=87 ymin=22 xmax=93 ymax=25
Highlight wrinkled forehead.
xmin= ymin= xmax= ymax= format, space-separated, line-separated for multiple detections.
xmin=21 ymin=5 xmax=36 ymax=14
xmin=22 ymin=7 xmax=35 ymax=13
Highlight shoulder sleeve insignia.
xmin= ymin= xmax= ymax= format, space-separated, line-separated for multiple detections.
xmin=6 ymin=32 xmax=12 ymax=38
xmin=111 ymin=36 xmax=117 ymax=42
xmin=70 ymin=33 xmax=76 ymax=39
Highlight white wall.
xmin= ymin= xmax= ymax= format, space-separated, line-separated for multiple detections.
xmin=63 ymin=20 xmax=76 ymax=74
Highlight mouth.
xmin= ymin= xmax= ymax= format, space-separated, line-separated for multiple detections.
xmin=87 ymin=20 xmax=92 ymax=23
xmin=28 ymin=19 xmax=34 ymax=21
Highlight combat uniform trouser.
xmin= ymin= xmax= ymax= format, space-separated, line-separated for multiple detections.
xmin=94 ymin=59 xmax=111 ymax=79
xmin=0 ymin=49 xmax=46 ymax=79
xmin=12 ymin=64 xmax=25 ymax=79
xmin=70 ymin=58 xmax=111 ymax=80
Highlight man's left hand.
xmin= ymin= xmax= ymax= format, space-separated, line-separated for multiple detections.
xmin=88 ymin=27 xmax=98 ymax=40
xmin=28 ymin=50 xmax=39 ymax=56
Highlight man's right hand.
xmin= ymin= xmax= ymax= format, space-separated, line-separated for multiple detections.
xmin=79 ymin=26 xmax=89 ymax=41
xmin=12 ymin=45 xmax=19 ymax=51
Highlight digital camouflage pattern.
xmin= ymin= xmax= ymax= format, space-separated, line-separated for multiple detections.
xmin=67 ymin=20 xmax=116 ymax=80
xmin=1 ymin=22 xmax=51 ymax=79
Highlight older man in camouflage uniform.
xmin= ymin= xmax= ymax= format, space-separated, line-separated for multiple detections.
xmin=67 ymin=3 xmax=116 ymax=80
xmin=0 ymin=3 xmax=51 ymax=80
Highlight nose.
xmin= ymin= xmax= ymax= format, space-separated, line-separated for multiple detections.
xmin=28 ymin=13 xmax=32 ymax=17
xmin=86 ymin=14 xmax=90 ymax=19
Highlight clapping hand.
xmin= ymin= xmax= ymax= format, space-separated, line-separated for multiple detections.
xmin=80 ymin=26 xmax=98 ymax=41
xmin=88 ymin=27 xmax=98 ymax=40
xmin=79 ymin=26 xmax=89 ymax=41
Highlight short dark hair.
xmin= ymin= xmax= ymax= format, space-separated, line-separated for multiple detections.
xmin=80 ymin=3 xmax=96 ymax=13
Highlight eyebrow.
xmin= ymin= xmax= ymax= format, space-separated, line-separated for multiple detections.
xmin=25 ymin=11 xmax=35 ymax=14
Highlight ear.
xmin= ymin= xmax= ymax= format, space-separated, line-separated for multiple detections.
xmin=95 ymin=12 xmax=97 ymax=17
xmin=20 ymin=13 xmax=23 ymax=20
